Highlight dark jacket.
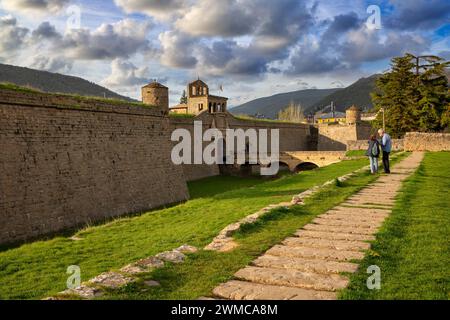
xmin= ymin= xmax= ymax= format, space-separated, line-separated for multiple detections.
xmin=366 ymin=140 xmax=380 ymax=158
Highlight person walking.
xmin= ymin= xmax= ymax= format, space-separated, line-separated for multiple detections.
xmin=378 ymin=129 xmax=392 ymax=174
xmin=366 ymin=135 xmax=380 ymax=174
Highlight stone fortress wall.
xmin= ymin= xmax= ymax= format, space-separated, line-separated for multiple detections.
xmin=404 ymin=132 xmax=450 ymax=151
xmin=3 ymin=84 xmax=432 ymax=245
xmin=0 ymin=89 xmax=189 ymax=245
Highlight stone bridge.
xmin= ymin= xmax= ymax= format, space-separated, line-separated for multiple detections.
xmin=223 ymin=151 xmax=347 ymax=175
xmin=279 ymin=151 xmax=347 ymax=172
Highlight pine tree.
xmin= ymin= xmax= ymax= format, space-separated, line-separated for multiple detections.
xmin=180 ymin=90 xmax=187 ymax=104
xmin=372 ymin=53 xmax=449 ymax=137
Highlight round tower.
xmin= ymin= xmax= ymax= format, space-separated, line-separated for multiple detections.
xmin=346 ymin=105 xmax=361 ymax=124
xmin=142 ymin=82 xmax=169 ymax=110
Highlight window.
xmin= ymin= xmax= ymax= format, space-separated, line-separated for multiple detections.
xmin=199 ymin=103 xmax=203 ymax=111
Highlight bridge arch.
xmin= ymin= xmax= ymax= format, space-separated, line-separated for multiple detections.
xmin=294 ymin=162 xmax=319 ymax=172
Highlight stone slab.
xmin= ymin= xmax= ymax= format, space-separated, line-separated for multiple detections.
xmin=253 ymin=254 xmax=359 ymax=274
xmin=282 ymin=237 xmax=370 ymax=251
xmin=302 ymin=224 xmax=377 ymax=235
xmin=213 ymin=280 xmax=337 ymax=300
xmin=266 ymin=245 xmax=365 ymax=261
xmin=213 ymin=280 xmax=336 ymax=300
xmin=235 ymin=267 xmax=349 ymax=292
xmin=295 ymin=230 xmax=376 ymax=242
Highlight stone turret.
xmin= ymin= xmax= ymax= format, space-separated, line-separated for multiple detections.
xmin=142 ymin=81 xmax=169 ymax=110
xmin=346 ymin=105 xmax=361 ymax=124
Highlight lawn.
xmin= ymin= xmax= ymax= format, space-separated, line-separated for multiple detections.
xmin=340 ymin=152 xmax=450 ymax=300
xmin=0 ymin=158 xmax=377 ymax=300
xmin=104 ymin=157 xmax=408 ymax=300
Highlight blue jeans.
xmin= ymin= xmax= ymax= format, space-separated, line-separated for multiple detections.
xmin=369 ymin=157 xmax=379 ymax=173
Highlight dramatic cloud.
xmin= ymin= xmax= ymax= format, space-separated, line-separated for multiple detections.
xmin=175 ymin=0 xmax=254 ymax=37
xmin=31 ymin=55 xmax=73 ymax=73
xmin=159 ymin=31 xmax=198 ymax=68
xmin=102 ymin=59 xmax=149 ymax=87
xmin=114 ymin=0 xmax=187 ymax=20
xmin=1 ymin=0 xmax=70 ymax=15
xmin=31 ymin=22 xmax=61 ymax=42
xmin=0 ymin=15 xmax=29 ymax=59
xmin=61 ymin=19 xmax=152 ymax=60
xmin=339 ymin=27 xmax=430 ymax=64
xmin=386 ymin=0 xmax=450 ymax=31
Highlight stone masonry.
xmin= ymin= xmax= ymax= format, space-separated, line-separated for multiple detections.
xmin=0 ymin=89 xmax=189 ymax=245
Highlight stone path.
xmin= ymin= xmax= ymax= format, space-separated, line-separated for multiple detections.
xmin=212 ymin=152 xmax=424 ymax=300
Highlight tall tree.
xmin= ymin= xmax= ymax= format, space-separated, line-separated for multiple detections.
xmin=180 ymin=90 xmax=187 ymax=104
xmin=372 ymin=53 xmax=449 ymax=137
xmin=278 ymin=102 xmax=306 ymax=123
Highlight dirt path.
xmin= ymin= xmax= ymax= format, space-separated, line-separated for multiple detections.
xmin=211 ymin=152 xmax=424 ymax=300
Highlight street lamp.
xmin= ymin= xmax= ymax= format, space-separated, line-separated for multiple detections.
xmin=380 ymin=108 xmax=386 ymax=131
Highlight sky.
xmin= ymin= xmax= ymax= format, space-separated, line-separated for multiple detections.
xmin=0 ymin=0 xmax=449 ymax=107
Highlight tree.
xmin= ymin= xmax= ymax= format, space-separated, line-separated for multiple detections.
xmin=180 ymin=90 xmax=187 ymax=104
xmin=278 ymin=102 xmax=306 ymax=123
xmin=372 ymin=53 xmax=449 ymax=137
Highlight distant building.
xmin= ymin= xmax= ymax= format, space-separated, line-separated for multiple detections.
xmin=315 ymin=111 xmax=346 ymax=124
xmin=142 ymin=81 xmax=169 ymax=110
xmin=143 ymin=79 xmax=228 ymax=116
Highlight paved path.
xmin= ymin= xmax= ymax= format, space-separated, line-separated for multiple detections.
xmin=212 ymin=152 xmax=424 ymax=300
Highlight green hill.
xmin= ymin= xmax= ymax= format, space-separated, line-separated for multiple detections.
xmin=231 ymin=75 xmax=380 ymax=118
xmin=0 ymin=63 xmax=135 ymax=101
xmin=230 ymin=88 xmax=341 ymax=119
xmin=310 ymin=75 xmax=380 ymax=112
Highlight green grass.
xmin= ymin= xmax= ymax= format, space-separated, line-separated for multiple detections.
xmin=103 ymin=157 xmax=410 ymax=300
xmin=340 ymin=152 xmax=450 ymax=300
xmin=346 ymin=150 xmax=367 ymax=157
xmin=168 ymin=113 xmax=196 ymax=119
xmin=187 ymin=175 xmax=267 ymax=199
xmin=0 ymin=158 xmax=376 ymax=300
xmin=0 ymin=82 xmax=147 ymax=109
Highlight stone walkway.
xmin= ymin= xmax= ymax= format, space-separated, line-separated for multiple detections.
xmin=212 ymin=152 xmax=424 ymax=300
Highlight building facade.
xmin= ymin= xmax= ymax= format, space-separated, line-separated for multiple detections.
xmin=143 ymin=79 xmax=228 ymax=116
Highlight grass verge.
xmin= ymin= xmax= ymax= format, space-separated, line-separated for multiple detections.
xmin=0 ymin=158 xmax=376 ymax=300
xmin=339 ymin=152 xmax=450 ymax=300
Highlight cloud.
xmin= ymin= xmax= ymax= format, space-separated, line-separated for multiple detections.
xmin=386 ymin=0 xmax=450 ymax=31
xmin=61 ymin=19 xmax=152 ymax=60
xmin=0 ymin=15 xmax=29 ymax=59
xmin=175 ymin=0 xmax=254 ymax=37
xmin=114 ymin=0 xmax=187 ymax=20
xmin=0 ymin=0 xmax=70 ymax=15
xmin=322 ymin=12 xmax=361 ymax=42
xmin=102 ymin=59 xmax=149 ymax=87
xmin=31 ymin=55 xmax=73 ymax=73
xmin=339 ymin=27 xmax=430 ymax=64
xmin=159 ymin=31 xmax=198 ymax=68
xmin=31 ymin=22 xmax=62 ymax=42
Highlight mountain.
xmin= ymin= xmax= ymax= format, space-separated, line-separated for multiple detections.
xmin=310 ymin=75 xmax=380 ymax=113
xmin=230 ymin=88 xmax=341 ymax=119
xmin=0 ymin=63 xmax=135 ymax=101
xmin=231 ymin=75 xmax=380 ymax=119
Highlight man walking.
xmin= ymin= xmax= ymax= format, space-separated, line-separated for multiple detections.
xmin=378 ymin=129 xmax=392 ymax=174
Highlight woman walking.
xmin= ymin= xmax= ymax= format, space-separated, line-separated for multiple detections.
xmin=366 ymin=135 xmax=380 ymax=174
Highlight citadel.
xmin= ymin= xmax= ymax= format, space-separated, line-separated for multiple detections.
xmin=0 ymin=79 xmax=378 ymax=245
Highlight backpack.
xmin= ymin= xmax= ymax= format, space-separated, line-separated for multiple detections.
xmin=371 ymin=142 xmax=380 ymax=157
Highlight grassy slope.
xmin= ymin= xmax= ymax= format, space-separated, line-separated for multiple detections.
xmin=106 ymin=156 xmax=408 ymax=300
xmin=0 ymin=159 xmax=372 ymax=300
xmin=340 ymin=152 xmax=450 ymax=300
